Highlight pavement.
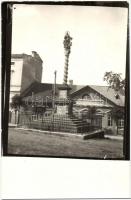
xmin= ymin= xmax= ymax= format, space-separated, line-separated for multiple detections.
xmin=9 ymin=124 xmax=123 ymax=140
xmin=14 ymin=127 xmax=109 ymax=140
xmin=104 ymin=134 xmax=123 ymax=140
xmin=8 ymin=123 xmax=18 ymax=128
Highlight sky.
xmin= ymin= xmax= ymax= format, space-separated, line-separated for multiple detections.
xmin=12 ymin=4 xmax=128 ymax=85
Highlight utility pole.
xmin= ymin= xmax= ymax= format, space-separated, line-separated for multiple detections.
xmin=53 ymin=70 xmax=57 ymax=111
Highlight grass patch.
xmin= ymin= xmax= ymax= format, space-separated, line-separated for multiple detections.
xmin=8 ymin=128 xmax=123 ymax=159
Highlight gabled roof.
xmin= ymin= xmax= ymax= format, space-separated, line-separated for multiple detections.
xmin=89 ymin=85 xmax=125 ymax=107
xmin=21 ymin=81 xmax=125 ymax=107
xmin=70 ymin=85 xmax=85 ymax=94
xmin=72 ymin=85 xmax=125 ymax=107
xmin=21 ymin=82 xmax=59 ymax=98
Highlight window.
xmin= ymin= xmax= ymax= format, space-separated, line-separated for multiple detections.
xmin=118 ymin=119 xmax=124 ymax=128
xmin=82 ymin=93 xmax=91 ymax=100
xmin=10 ymin=68 xmax=15 ymax=85
xmin=92 ymin=118 xmax=102 ymax=126
xmin=11 ymin=62 xmax=15 ymax=74
xmin=11 ymin=69 xmax=15 ymax=73
xmin=108 ymin=115 xmax=112 ymax=126
xmin=11 ymin=61 xmax=15 ymax=65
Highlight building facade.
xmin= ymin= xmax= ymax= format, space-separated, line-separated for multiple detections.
xmin=9 ymin=51 xmax=43 ymax=124
xmin=70 ymin=85 xmax=124 ymax=135
xmin=10 ymin=51 xmax=43 ymax=102
xmin=20 ymin=82 xmax=125 ymax=135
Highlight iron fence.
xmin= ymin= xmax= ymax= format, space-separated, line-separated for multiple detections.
xmin=17 ymin=108 xmax=102 ymax=134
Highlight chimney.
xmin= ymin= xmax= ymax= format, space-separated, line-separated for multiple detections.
xmin=69 ymin=80 xmax=73 ymax=86
xmin=31 ymin=51 xmax=43 ymax=63
xmin=32 ymin=51 xmax=37 ymax=57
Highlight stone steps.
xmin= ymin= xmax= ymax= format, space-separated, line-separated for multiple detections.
xmin=19 ymin=113 xmax=93 ymax=133
xmin=29 ymin=114 xmax=89 ymax=133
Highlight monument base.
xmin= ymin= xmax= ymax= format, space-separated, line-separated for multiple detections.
xmin=56 ymin=84 xmax=72 ymax=115
xmin=56 ymin=105 xmax=68 ymax=115
xmin=40 ymin=83 xmax=88 ymax=133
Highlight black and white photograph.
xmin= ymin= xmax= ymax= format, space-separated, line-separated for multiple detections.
xmin=3 ymin=2 xmax=129 ymax=159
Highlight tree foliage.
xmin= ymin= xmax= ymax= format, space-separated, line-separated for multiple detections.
xmin=10 ymin=94 xmax=23 ymax=110
xmin=104 ymin=71 xmax=125 ymax=134
xmin=104 ymin=71 xmax=125 ymax=92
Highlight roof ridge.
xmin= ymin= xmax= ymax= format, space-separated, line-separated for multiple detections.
xmin=89 ymin=85 xmax=108 ymax=87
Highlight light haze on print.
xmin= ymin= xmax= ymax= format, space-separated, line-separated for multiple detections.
xmin=12 ymin=5 xmax=128 ymax=85
xmin=8 ymin=4 xmax=128 ymax=159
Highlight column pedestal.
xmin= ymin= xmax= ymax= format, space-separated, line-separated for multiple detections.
xmin=56 ymin=84 xmax=72 ymax=115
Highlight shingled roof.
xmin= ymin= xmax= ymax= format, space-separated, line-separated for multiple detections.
xmin=89 ymin=85 xmax=125 ymax=107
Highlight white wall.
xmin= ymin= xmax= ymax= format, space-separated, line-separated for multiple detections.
xmin=9 ymin=58 xmax=23 ymax=102
xmin=10 ymin=58 xmax=23 ymax=90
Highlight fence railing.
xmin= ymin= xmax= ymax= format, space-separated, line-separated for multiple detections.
xmin=17 ymin=111 xmax=102 ymax=134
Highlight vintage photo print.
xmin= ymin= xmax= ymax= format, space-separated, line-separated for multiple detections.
xmin=2 ymin=2 xmax=129 ymax=159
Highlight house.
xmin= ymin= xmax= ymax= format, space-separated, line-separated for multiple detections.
xmin=20 ymin=81 xmax=125 ymax=135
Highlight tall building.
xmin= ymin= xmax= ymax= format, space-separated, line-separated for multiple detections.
xmin=10 ymin=51 xmax=43 ymax=102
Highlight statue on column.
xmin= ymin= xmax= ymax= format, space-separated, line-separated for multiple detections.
xmin=56 ymin=32 xmax=73 ymax=115
xmin=63 ymin=32 xmax=73 ymax=85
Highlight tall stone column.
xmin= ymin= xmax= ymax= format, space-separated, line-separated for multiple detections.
xmin=63 ymin=32 xmax=72 ymax=85
xmin=56 ymin=32 xmax=73 ymax=115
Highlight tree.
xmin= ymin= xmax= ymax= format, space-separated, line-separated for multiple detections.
xmin=104 ymin=71 xmax=125 ymax=93
xmin=110 ymin=107 xmax=124 ymax=135
xmin=10 ymin=94 xmax=24 ymax=125
xmin=10 ymin=94 xmax=23 ymax=110
xmin=104 ymin=71 xmax=125 ymax=135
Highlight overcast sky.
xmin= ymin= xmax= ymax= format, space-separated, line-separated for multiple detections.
xmin=12 ymin=4 xmax=128 ymax=85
